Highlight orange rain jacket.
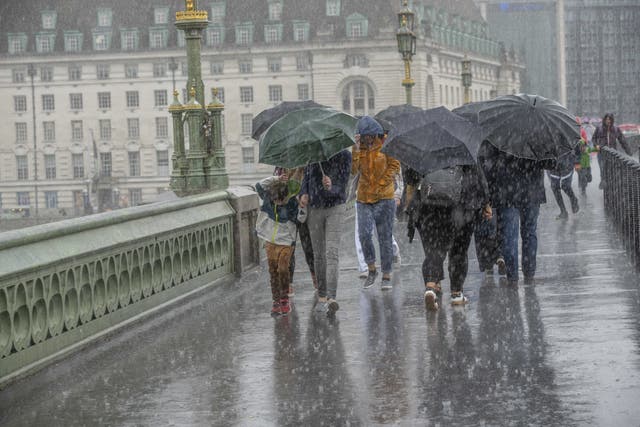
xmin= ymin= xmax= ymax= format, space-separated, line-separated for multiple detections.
xmin=351 ymin=138 xmax=401 ymax=204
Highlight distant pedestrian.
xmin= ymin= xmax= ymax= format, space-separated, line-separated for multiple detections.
xmin=575 ymin=119 xmax=596 ymax=195
xmin=405 ymin=163 xmax=492 ymax=310
xmin=351 ymin=116 xmax=401 ymax=290
xmin=299 ymin=148 xmax=352 ymax=316
xmin=255 ymin=173 xmax=300 ymax=316
xmin=548 ymin=146 xmax=580 ymax=220
xmin=593 ymin=113 xmax=632 ymax=189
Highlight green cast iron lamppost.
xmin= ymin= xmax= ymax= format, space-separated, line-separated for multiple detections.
xmin=170 ymin=0 xmax=228 ymax=195
xmin=462 ymin=55 xmax=472 ymax=105
xmin=396 ymin=0 xmax=416 ymax=105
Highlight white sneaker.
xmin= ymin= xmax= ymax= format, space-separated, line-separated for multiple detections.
xmin=451 ymin=292 xmax=468 ymax=306
xmin=359 ymin=270 xmax=368 ymax=279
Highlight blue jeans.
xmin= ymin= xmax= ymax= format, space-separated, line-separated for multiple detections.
xmin=357 ymin=199 xmax=396 ymax=274
xmin=497 ymin=205 xmax=540 ymax=281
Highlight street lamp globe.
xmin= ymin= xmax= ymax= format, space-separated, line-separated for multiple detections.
xmin=397 ymin=0 xmax=415 ymax=32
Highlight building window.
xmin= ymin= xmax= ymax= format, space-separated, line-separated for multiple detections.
xmin=121 ymin=30 xmax=139 ymax=51
xmin=157 ymin=150 xmax=169 ymax=176
xmin=242 ymin=146 xmax=255 ymax=172
xmin=43 ymin=121 xmax=55 ymax=142
xmin=126 ymin=91 xmax=139 ymax=108
xmin=64 ymin=32 xmax=82 ymax=52
xmin=268 ymin=1 xmax=283 ymax=21
xmin=298 ymin=84 xmax=310 ymax=101
xmin=8 ymin=34 xmax=27 ymax=54
xmin=240 ymin=87 xmax=254 ymax=103
xmin=42 ymin=94 xmax=55 ymax=111
xmin=129 ymin=189 xmax=143 ymax=206
xmin=153 ymin=63 xmax=167 ymax=77
xmin=44 ymin=191 xmax=58 ymax=208
xmin=100 ymin=152 xmax=112 ymax=176
xmin=326 ymin=0 xmax=340 ymax=16
xmin=16 ymin=155 xmax=28 ymax=180
xmin=97 ymin=8 xmax=112 ymax=26
xmin=154 ymin=7 xmax=169 ymax=25
xmin=36 ymin=34 xmax=55 ymax=53
xmin=345 ymin=53 xmax=368 ymax=68
xmin=72 ymin=153 xmax=85 ymax=178
xmin=346 ymin=14 xmax=368 ymax=38
xmin=127 ymin=118 xmax=140 ymax=139
xmin=269 ymin=85 xmax=283 ymax=102
xmin=156 ymin=117 xmax=169 ymax=138
xmin=17 ymin=192 xmax=30 ymax=206
xmin=264 ymin=24 xmax=283 ymax=44
xmin=12 ymin=69 xmax=26 ymax=83
xmin=293 ymin=22 xmax=310 ymax=42
xmin=93 ymin=33 xmax=111 ymax=51
xmin=154 ymin=90 xmax=168 ymax=107
xmin=99 ymin=119 xmax=111 ymax=140
xmin=211 ymin=61 xmax=224 ymax=75
xmin=211 ymin=2 xmax=226 ymax=22
xmin=149 ymin=28 xmax=168 ymax=49
xmin=14 ymin=96 xmax=28 ymax=112
xmin=241 ymin=114 xmax=253 ymax=135
xmin=125 ymin=64 xmax=138 ymax=78
xmin=128 ymin=151 xmax=140 ymax=176
xmin=71 ymin=120 xmax=83 ymax=140
xmin=207 ymin=26 xmax=224 ymax=46
xmin=235 ymin=24 xmax=253 ymax=46
xmin=98 ymin=92 xmax=111 ymax=109
xmin=296 ymin=53 xmax=310 ymax=71
xmin=44 ymin=154 xmax=56 ymax=179
xmin=69 ymin=93 xmax=82 ymax=110
xmin=238 ymin=59 xmax=252 ymax=74
xmin=15 ymin=122 xmax=28 ymax=143
xmin=41 ymin=10 xmax=57 ymax=29
xmin=342 ymin=80 xmax=375 ymax=116
xmin=177 ymin=30 xmax=186 ymax=47
xmin=268 ymin=58 xmax=282 ymax=72
xmin=96 ymin=64 xmax=110 ymax=79
xmin=69 ymin=65 xmax=82 ymax=81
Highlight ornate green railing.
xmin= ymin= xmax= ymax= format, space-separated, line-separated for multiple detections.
xmin=0 ymin=191 xmax=238 ymax=385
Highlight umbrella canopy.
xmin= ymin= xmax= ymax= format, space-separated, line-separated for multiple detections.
xmin=259 ymin=108 xmax=357 ymax=169
xmin=251 ymin=100 xmax=328 ymax=140
xmin=375 ymin=104 xmax=423 ymax=129
xmin=381 ymin=107 xmax=480 ymax=175
xmin=453 ymin=94 xmax=580 ymax=160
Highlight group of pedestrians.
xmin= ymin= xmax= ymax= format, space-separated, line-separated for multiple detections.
xmin=255 ymin=112 xmax=633 ymax=317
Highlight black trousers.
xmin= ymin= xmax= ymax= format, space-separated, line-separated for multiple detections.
xmin=288 ymin=221 xmax=315 ymax=283
xmin=474 ymin=215 xmax=500 ymax=272
xmin=416 ymin=206 xmax=476 ymax=293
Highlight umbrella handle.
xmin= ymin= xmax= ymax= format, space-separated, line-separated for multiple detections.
xmin=318 ymin=162 xmax=326 ymax=177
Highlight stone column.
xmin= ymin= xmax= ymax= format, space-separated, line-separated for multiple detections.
xmin=205 ymin=88 xmax=229 ymax=191
xmin=169 ymin=90 xmax=187 ymax=194
xmin=184 ymin=88 xmax=206 ymax=192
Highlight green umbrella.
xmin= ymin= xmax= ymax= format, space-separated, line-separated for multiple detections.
xmin=259 ymin=108 xmax=357 ymax=169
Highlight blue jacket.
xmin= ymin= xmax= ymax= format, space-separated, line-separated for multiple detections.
xmin=255 ymin=177 xmax=299 ymax=245
xmin=300 ymin=150 xmax=352 ymax=209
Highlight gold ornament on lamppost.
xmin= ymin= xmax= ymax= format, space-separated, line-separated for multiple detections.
xmin=396 ymin=0 xmax=417 ymax=105
xmin=461 ymin=55 xmax=472 ymax=105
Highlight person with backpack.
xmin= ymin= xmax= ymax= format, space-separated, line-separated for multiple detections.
xmin=405 ymin=164 xmax=492 ymax=310
xmin=548 ymin=145 xmax=581 ymax=220
xmin=351 ymin=116 xmax=401 ymax=290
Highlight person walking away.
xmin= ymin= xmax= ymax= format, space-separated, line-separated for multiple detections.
xmin=351 ymin=116 xmax=401 ymax=290
xmin=274 ymin=167 xmax=317 ymax=295
xmin=299 ymin=148 xmax=352 ymax=316
xmin=593 ymin=113 xmax=632 ymax=189
xmin=255 ymin=174 xmax=300 ymax=316
xmin=575 ymin=120 xmax=596 ymax=195
xmin=405 ymin=164 xmax=492 ymax=310
xmin=480 ymin=141 xmax=554 ymax=284
xmin=548 ymin=144 xmax=580 ymax=220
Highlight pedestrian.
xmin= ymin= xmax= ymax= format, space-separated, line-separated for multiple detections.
xmin=405 ymin=163 xmax=492 ymax=310
xmin=255 ymin=172 xmax=300 ymax=316
xmin=480 ymin=141 xmax=554 ymax=284
xmin=299 ymin=148 xmax=352 ymax=316
xmin=592 ymin=112 xmax=632 ymax=189
xmin=274 ymin=167 xmax=317 ymax=295
xmin=548 ymin=145 xmax=580 ymax=220
xmin=351 ymin=116 xmax=401 ymax=290
xmin=575 ymin=119 xmax=596 ymax=195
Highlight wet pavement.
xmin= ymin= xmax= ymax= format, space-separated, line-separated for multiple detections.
xmin=2 ymin=165 xmax=640 ymax=426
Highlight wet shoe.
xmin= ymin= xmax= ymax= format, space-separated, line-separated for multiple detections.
xmin=381 ymin=277 xmax=392 ymax=290
xmin=424 ymin=289 xmax=439 ymax=311
xmin=326 ymin=299 xmax=339 ymax=316
xmin=571 ymin=201 xmax=580 ymax=214
xmin=363 ymin=270 xmax=378 ymax=289
xmin=358 ymin=270 xmax=369 ymax=279
xmin=271 ymin=301 xmax=281 ymax=316
xmin=451 ymin=292 xmax=468 ymax=306
xmin=556 ymin=211 xmax=568 ymax=220
xmin=314 ymin=297 xmax=328 ymax=312
xmin=280 ymin=298 xmax=291 ymax=315
xmin=496 ymin=257 xmax=506 ymax=276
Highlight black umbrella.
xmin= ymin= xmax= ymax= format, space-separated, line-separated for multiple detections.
xmin=252 ymin=100 xmax=327 ymax=140
xmin=381 ymin=107 xmax=480 ymax=175
xmin=453 ymin=94 xmax=580 ymax=160
xmin=375 ymin=104 xmax=423 ymax=129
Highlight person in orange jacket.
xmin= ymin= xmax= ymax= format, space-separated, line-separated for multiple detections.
xmin=352 ymin=116 xmax=401 ymax=290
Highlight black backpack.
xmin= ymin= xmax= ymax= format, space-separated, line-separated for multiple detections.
xmin=418 ymin=166 xmax=464 ymax=207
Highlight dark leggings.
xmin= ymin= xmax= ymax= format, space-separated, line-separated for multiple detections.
xmin=288 ymin=221 xmax=315 ymax=283
xmin=417 ymin=206 xmax=476 ymax=293
xmin=474 ymin=215 xmax=499 ymax=272
xmin=550 ymin=173 xmax=578 ymax=214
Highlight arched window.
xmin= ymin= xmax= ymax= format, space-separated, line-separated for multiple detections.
xmin=341 ymin=80 xmax=375 ymax=116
